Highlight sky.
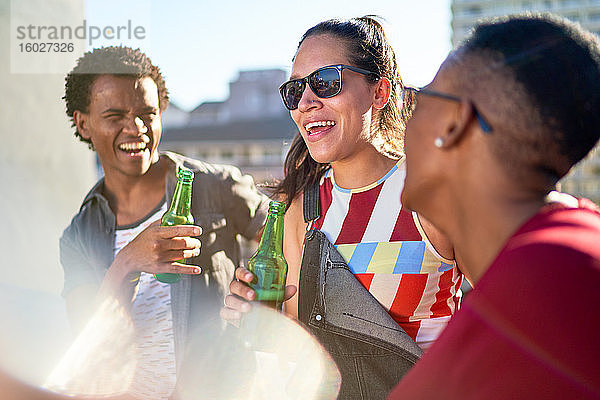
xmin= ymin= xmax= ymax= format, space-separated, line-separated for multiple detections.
xmin=85 ymin=0 xmax=453 ymax=111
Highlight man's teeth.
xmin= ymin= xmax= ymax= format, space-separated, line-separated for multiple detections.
xmin=119 ymin=142 xmax=147 ymax=152
xmin=305 ymin=121 xmax=336 ymax=131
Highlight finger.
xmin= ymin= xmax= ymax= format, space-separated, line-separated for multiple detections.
xmin=181 ymin=248 xmax=201 ymax=259
xmin=284 ymin=285 xmax=297 ymax=301
xmin=224 ymin=294 xmax=252 ymax=313
xmin=234 ymin=267 xmax=254 ymax=283
xmin=229 ymin=280 xmax=256 ymax=300
xmin=158 ymin=225 xmax=202 ymax=239
xmin=167 ymin=236 xmax=202 ymax=251
xmin=159 ymin=248 xmax=201 ymax=262
xmin=166 ymin=262 xmax=202 ymax=275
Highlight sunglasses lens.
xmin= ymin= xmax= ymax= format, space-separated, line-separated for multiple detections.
xmin=280 ymin=67 xmax=343 ymax=110
xmin=281 ymin=80 xmax=304 ymax=110
xmin=309 ymin=67 xmax=341 ymax=98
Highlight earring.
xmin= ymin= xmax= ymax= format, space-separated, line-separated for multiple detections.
xmin=434 ymin=137 xmax=444 ymax=148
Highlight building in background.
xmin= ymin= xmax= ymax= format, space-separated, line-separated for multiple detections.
xmin=160 ymin=68 xmax=297 ymax=185
xmin=451 ymin=0 xmax=600 ymax=204
xmin=160 ymin=102 xmax=190 ymax=127
xmin=452 ymin=0 xmax=600 ymax=45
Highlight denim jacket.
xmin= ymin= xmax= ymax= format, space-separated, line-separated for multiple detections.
xmin=59 ymin=151 xmax=269 ymax=365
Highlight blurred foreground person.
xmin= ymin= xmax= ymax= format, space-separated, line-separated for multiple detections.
xmin=224 ymin=16 xmax=462 ymax=400
xmin=0 ymin=369 xmax=133 ymax=400
xmin=388 ymin=13 xmax=600 ymax=400
xmin=59 ymin=46 xmax=268 ymax=399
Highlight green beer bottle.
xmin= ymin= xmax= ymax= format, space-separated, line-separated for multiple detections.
xmin=154 ymin=168 xmax=195 ymax=284
xmin=247 ymin=200 xmax=288 ymax=310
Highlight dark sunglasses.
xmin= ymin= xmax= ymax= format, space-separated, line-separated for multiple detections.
xmin=279 ymin=64 xmax=380 ymax=110
xmin=404 ymin=86 xmax=493 ymax=134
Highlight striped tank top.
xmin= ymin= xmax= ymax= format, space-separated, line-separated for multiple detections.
xmin=312 ymin=159 xmax=462 ymax=349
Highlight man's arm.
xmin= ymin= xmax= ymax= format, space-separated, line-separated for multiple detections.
xmin=219 ymin=166 xmax=270 ymax=240
xmin=64 ymin=284 xmax=100 ymax=333
xmin=59 ymin=223 xmax=104 ymax=332
xmin=60 ymin=221 xmax=203 ymax=332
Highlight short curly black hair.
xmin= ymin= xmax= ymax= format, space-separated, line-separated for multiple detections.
xmin=63 ymin=46 xmax=169 ymax=149
xmin=458 ymin=13 xmax=600 ymax=181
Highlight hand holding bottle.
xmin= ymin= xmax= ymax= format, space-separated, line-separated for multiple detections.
xmin=221 ymin=266 xmax=297 ymax=323
xmin=154 ymin=168 xmax=196 ymax=283
xmin=99 ymin=220 xmax=202 ymax=303
xmin=111 ymin=220 xmax=203 ymax=277
xmin=222 ymin=201 xmax=296 ymax=323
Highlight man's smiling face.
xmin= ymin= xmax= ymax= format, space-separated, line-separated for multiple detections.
xmin=77 ymin=75 xmax=162 ymax=180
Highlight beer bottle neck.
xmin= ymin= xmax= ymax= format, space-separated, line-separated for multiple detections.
xmin=256 ymin=209 xmax=284 ymax=255
xmin=168 ymin=181 xmax=192 ymax=216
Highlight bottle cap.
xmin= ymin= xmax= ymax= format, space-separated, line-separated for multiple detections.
xmin=268 ymin=200 xmax=286 ymax=215
xmin=178 ymin=168 xmax=194 ymax=183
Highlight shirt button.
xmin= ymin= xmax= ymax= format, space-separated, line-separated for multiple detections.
xmin=315 ymin=314 xmax=322 ymax=321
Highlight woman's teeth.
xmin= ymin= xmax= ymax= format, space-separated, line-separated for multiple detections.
xmin=305 ymin=120 xmax=336 ymax=134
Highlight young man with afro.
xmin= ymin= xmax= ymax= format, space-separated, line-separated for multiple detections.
xmin=60 ymin=46 xmax=268 ymax=399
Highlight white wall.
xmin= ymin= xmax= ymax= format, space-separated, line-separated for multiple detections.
xmin=0 ymin=0 xmax=97 ymax=386
xmin=1 ymin=0 xmax=97 ymax=295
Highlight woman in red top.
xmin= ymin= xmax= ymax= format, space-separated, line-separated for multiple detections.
xmin=389 ymin=13 xmax=600 ymax=400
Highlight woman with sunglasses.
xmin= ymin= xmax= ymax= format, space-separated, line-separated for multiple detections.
xmin=223 ymin=16 xmax=463 ymax=399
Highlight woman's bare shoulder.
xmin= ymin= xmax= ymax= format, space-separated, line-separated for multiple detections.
xmin=285 ymin=194 xmax=307 ymax=236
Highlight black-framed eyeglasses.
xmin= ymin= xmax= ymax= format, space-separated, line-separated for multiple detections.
xmin=279 ymin=64 xmax=380 ymax=111
xmin=403 ymin=86 xmax=493 ymax=134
